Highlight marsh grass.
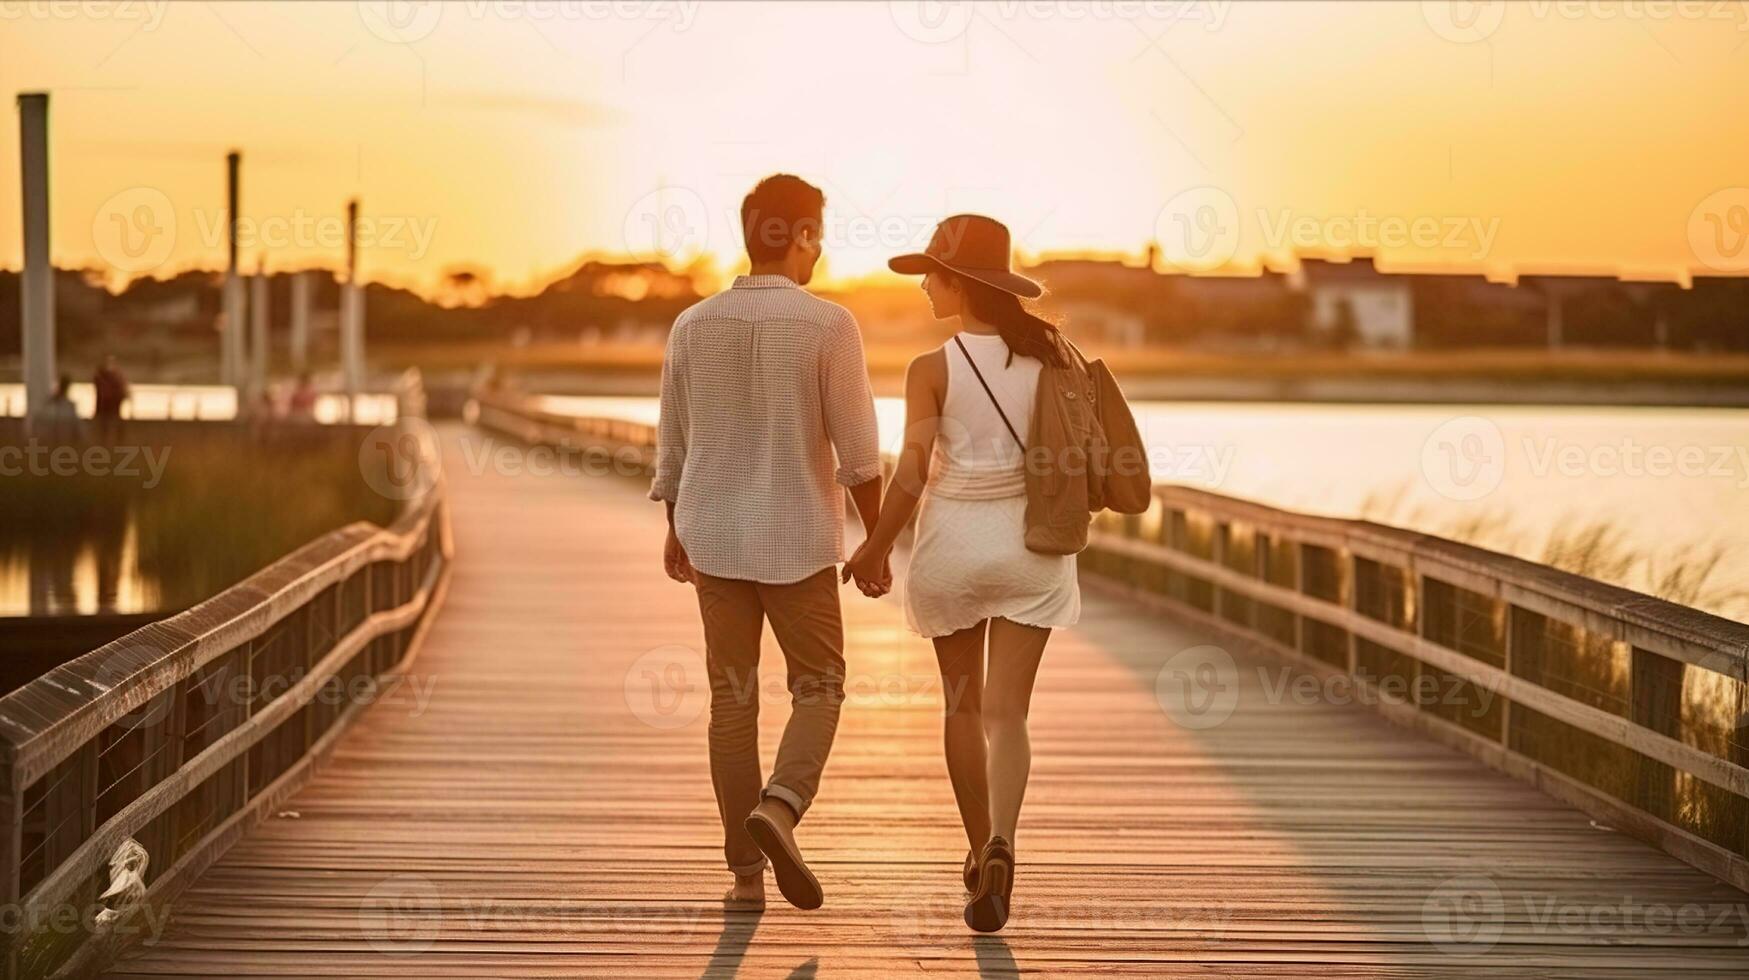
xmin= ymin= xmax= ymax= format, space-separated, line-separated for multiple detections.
xmin=1356 ymin=480 xmax=1749 ymax=623
xmin=1 ymin=430 xmax=397 ymax=614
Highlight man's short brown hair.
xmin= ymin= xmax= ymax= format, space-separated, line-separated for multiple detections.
xmin=741 ymin=174 xmax=825 ymax=264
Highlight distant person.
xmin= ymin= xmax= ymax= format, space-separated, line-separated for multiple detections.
xmin=37 ymin=374 xmax=80 ymax=443
xmin=288 ymin=372 xmax=320 ymax=421
xmin=650 ymin=174 xmax=884 ymax=914
xmin=844 ymin=214 xmax=1146 ymax=932
xmin=92 ymin=355 xmax=129 ymax=443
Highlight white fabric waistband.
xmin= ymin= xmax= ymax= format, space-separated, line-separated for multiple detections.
xmin=927 ymin=453 xmax=1026 ymax=500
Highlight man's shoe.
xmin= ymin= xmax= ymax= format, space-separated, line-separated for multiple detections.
xmin=744 ymin=799 xmax=823 ymax=910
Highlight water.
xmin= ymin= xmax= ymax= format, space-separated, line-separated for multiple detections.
xmin=0 ymin=383 xmax=398 ymax=425
xmin=529 ymin=395 xmax=1749 ymax=623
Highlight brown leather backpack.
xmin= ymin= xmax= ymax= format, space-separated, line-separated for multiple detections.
xmin=1021 ymin=336 xmax=1152 ymax=555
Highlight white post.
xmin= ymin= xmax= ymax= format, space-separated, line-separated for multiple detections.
xmin=341 ymin=199 xmax=364 ymax=418
xmin=250 ymin=264 xmax=269 ymax=398
xmin=18 ymin=93 xmax=55 ymax=421
xmin=289 ymin=271 xmax=310 ymax=371
xmin=222 ymin=151 xmax=242 ymax=386
xmin=223 ymin=272 xmax=246 ymax=386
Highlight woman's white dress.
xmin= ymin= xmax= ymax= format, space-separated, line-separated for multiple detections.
xmin=903 ymin=331 xmax=1081 ymax=638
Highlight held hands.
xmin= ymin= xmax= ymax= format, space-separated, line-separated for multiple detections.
xmin=841 ymin=541 xmax=893 ymax=598
xmin=663 ymin=526 xmax=697 ymax=585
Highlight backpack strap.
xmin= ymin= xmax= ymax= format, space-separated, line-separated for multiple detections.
xmin=952 ymin=336 xmax=1026 ymax=453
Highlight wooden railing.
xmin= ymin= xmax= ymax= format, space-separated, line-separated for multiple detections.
xmin=468 ymin=389 xmax=657 ymax=466
xmin=0 ymin=371 xmax=453 ymax=979
xmin=469 ymin=396 xmax=1749 ymax=891
xmin=1083 ymin=486 xmax=1749 ymax=890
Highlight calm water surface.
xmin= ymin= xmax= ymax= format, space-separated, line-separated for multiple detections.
xmin=534 ymin=394 xmax=1749 ymax=623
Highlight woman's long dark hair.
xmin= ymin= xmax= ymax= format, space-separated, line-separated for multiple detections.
xmin=947 ymin=271 xmax=1068 ymax=369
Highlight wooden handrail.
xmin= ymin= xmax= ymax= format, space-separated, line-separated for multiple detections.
xmin=0 ymin=372 xmax=452 ymax=979
xmin=1085 ymin=487 xmax=1749 ymax=891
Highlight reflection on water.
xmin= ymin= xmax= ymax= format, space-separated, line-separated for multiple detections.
xmin=1 ymin=422 xmax=400 ymax=621
xmin=0 ymin=505 xmax=161 ymax=616
xmin=532 ymin=395 xmax=1749 ymax=622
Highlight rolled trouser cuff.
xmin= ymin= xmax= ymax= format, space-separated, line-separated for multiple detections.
xmin=729 ymin=854 xmax=769 ymax=877
xmin=762 ymin=783 xmax=809 ymax=822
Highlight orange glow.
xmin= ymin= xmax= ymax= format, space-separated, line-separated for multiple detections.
xmin=1 ymin=1 xmax=1745 ymax=298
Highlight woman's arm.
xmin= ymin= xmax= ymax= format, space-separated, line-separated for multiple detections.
xmin=846 ymin=350 xmax=944 ymax=580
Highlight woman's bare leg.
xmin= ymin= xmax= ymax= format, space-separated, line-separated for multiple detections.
xmin=982 ymin=618 xmax=1051 ymax=844
xmin=932 ymin=620 xmax=991 ymax=852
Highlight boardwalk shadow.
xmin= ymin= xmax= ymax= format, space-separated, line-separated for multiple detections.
xmin=700 ymin=912 xmax=762 ymax=980
xmin=972 ymin=935 xmax=1022 ymax=977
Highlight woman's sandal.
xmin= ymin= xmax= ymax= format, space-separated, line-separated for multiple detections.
xmin=962 ymin=850 xmax=980 ymax=893
xmin=964 ymin=836 xmax=1015 ymax=933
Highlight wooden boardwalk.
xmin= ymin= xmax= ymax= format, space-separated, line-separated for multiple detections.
xmin=104 ymin=425 xmax=1749 ymax=978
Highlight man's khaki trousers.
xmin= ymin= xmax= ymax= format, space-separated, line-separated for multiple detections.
xmin=693 ymin=567 xmax=847 ymax=875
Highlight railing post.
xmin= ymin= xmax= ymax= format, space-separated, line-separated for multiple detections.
xmin=1 ymin=765 xmax=20 ymax=980
xmin=1630 ymin=648 xmax=1684 ymax=821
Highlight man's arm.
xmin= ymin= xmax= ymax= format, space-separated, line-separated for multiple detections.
xmin=649 ymin=319 xmax=688 ymax=505
xmin=652 ymin=320 xmax=694 ymax=585
xmin=821 ymin=311 xmax=883 ymax=492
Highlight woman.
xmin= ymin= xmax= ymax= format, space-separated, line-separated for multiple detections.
xmin=843 ymin=214 xmax=1078 ymax=933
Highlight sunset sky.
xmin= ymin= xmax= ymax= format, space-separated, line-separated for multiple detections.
xmin=2 ymin=1 xmax=1746 ymax=296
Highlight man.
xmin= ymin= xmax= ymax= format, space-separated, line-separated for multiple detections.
xmin=650 ymin=174 xmax=888 ymax=912
xmin=92 ymin=354 xmax=129 ymax=444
